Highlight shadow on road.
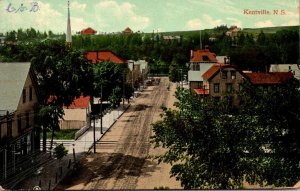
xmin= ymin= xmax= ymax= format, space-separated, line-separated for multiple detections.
xmin=56 ymin=152 xmax=159 ymax=189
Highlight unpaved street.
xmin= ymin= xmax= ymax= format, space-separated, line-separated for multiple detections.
xmin=56 ymin=77 xmax=182 ymax=190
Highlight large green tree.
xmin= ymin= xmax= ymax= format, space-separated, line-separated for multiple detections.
xmin=152 ymin=81 xmax=300 ymax=189
xmin=30 ymin=39 xmax=93 ymax=151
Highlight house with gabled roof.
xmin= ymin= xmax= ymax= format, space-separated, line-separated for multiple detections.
xmin=201 ymin=62 xmax=294 ymax=107
xmin=123 ymin=27 xmax=133 ymax=34
xmin=0 ymin=62 xmax=40 ymax=184
xmin=80 ymin=27 xmax=97 ymax=35
xmin=188 ymin=48 xmax=218 ymax=91
xmin=202 ymin=63 xmax=246 ymax=106
xmin=60 ymin=96 xmax=90 ymax=130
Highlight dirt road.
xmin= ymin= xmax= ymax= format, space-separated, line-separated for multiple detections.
xmin=56 ymin=77 xmax=182 ymax=190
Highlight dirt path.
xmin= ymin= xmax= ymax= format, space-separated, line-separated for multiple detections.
xmin=56 ymin=77 xmax=182 ymax=190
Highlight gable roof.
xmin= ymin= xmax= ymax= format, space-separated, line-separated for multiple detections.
xmin=81 ymin=27 xmax=97 ymax=35
xmin=244 ymin=72 xmax=294 ymax=85
xmin=85 ymin=51 xmax=127 ymax=64
xmin=0 ymin=62 xmax=31 ymax=114
xmin=190 ymin=49 xmax=217 ymax=63
xmin=123 ymin=27 xmax=133 ymax=33
xmin=202 ymin=63 xmax=226 ymax=81
xmin=66 ymin=96 xmax=90 ymax=109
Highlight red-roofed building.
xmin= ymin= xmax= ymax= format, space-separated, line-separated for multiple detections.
xmin=188 ymin=48 xmax=218 ymax=90
xmin=123 ymin=27 xmax=133 ymax=34
xmin=85 ymin=50 xmax=127 ymax=64
xmin=202 ymin=63 xmax=247 ymax=106
xmin=244 ymin=72 xmax=294 ymax=85
xmin=60 ymin=96 xmax=90 ymax=130
xmin=201 ymin=63 xmax=294 ymax=107
xmin=80 ymin=27 xmax=97 ymax=35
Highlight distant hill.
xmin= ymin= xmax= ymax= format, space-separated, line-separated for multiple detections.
xmin=158 ymin=25 xmax=299 ymax=37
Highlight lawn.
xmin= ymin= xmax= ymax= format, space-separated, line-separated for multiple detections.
xmin=41 ymin=129 xmax=79 ymax=140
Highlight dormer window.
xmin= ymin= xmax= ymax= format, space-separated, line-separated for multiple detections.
xmin=202 ymin=55 xmax=209 ymax=61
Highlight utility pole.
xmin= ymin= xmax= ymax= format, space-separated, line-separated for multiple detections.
xmin=93 ymin=115 xmax=96 ymax=153
xmin=100 ymin=83 xmax=103 ymax=134
xmin=122 ymin=66 xmax=125 ymax=108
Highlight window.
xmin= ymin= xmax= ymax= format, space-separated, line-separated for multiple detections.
xmin=18 ymin=114 xmax=22 ymax=133
xmin=226 ymin=83 xmax=233 ymax=93
xmin=29 ymin=86 xmax=33 ymax=101
xmin=198 ymin=81 xmax=203 ymax=89
xmin=22 ymin=88 xmax=26 ymax=103
xmin=202 ymin=56 xmax=209 ymax=61
xmin=26 ymin=112 xmax=30 ymax=128
xmin=214 ymin=83 xmax=220 ymax=93
xmin=231 ymin=71 xmax=236 ymax=79
xmin=191 ymin=63 xmax=200 ymax=71
xmin=222 ymin=71 xmax=227 ymax=79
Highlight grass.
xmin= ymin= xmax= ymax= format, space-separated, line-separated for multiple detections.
xmin=41 ymin=129 xmax=79 ymax=140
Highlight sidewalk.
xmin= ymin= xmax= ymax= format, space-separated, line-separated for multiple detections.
xmin=15 ymin=103 xmax=131 ymax=190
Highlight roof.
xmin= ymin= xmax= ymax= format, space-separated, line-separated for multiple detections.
xmin=0 ymin=62 xmax=31 ymax=114
xmin=269 ymin=64 xmax=300 ymax=79
xmin=202 ymin=63 xmax=226 ymax=81
xmin=85 ymin=51 xmax=127 ymax=64
xmin=66 ymin=96 xmax=90 ymax=109
xmin=123 ymin=27 xmax=133 ymax=33
xmin=190 ymin=49 xmax=217 ymax=63
xmin=194 ymin=88 xmax=209 ymax=95
xmin=244 ymin=72 xmax=294 ymax=85
xmin=81 ymin=27 xmax=97 ymax=35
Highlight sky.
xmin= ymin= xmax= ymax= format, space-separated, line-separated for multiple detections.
xmin=0 ymin=0 xmax=299 ymax=34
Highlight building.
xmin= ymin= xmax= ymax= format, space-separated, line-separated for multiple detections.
xmin=0 ymin=62 xmax=40 ymax=184
xmin=85 ymin=50 xmax=127 ymax=64
xmin=188 ymin=48 xmax=218 ymax=91
xmin=269 ymin=64 xmax=300 ymax=80
xmin=202 ymin=63 xmax=246 ymax=106
xmin=202 ymin=63 xmax=294 ymax=106
xmin=60 ymin=96 xmax=90 ymax=130
xmin=127 ymin=60 xmax=149 ymax=89
xmin=80 ymin=27 xmax=97 ymax=35
xmin=225 ymin=25 xmax=241 ymax=38
xmin=162 ymin=35 xmax=181 ymax=43
xmin=244 ymin=72 xmax=294 ymax=87
xmin=123 ymin=27 xmax=133 ymax=35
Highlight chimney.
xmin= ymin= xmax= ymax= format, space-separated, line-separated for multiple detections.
xmin=190 ymin=50 xmax=193 ymax=58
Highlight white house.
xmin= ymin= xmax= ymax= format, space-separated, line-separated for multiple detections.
xmin=188 ymin=48 xmax=218 ymax=90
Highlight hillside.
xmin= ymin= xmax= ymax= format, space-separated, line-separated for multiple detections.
xmin=159 ymin=25 xmax=299 ymax=37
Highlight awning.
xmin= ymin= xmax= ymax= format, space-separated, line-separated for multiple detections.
xmin=194 ymin=88 xmax=209 ymax=95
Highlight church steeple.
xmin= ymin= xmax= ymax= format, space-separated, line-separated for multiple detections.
xmin=66 ymin=0 xmax=72 ymax=47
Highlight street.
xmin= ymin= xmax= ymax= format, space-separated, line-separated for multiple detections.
xmin=56 ymin=77 xmax=182 ymax=190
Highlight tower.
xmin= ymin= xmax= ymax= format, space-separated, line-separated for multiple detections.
xmin=66 ymin=0 xmax=72 ymax=47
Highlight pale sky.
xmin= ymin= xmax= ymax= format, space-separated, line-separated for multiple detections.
xmin=0 ymin=0 xmax=299 ymax=34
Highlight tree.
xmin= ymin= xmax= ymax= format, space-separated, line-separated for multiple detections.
xmin=151 ymin=83 xmax=300 ymax=189
xmin=30 ymin=39 xmax=93 ymax=151
xmin=54 ymin=143 xmax=68 ymax=161
xmin=92 ymin=61 xmax=124 ymax=101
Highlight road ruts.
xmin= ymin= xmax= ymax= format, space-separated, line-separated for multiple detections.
xmin=87 ymin=77 xmax=170 ymax=190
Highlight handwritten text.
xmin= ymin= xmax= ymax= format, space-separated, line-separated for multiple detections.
xmin=6 ymin=2 xmax=39 ymax=13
